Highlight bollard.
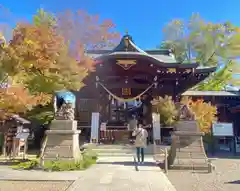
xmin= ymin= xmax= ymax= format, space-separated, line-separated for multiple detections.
xmin=207 ymin=159 xmax=214 ymax=173
xmin=164 ymin=148 xmax=168 ymax=174
xmin=40 ymin=156 xmax=44 ymax=168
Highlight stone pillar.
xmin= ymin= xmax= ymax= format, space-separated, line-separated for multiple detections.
xmin=152 ymin=113 xmax=161 ymax=145
xmin=42 ymin=120 xmax=81 ymax=162
xmin=167 ymin=120 xmax=208 ymax=169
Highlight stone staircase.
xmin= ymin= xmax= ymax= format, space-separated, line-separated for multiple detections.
xmin=84 ymin=144 xmax=134 ymax=157
xmin=81 ymin=143 xmax=166 ymax=158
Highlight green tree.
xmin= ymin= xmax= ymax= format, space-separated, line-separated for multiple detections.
xmin=161 ymin=14 xmax=237 ymax=65
xmin=193 ymin=60 xmax=235 ymax=91
xmin=33 ymin=8 xmax=56 ymax=27
xmin=161 ymin=14 xmax=240 ymax=90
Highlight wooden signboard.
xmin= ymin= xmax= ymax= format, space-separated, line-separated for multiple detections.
xmin=90 ymin=112 xmax=100 ymax=143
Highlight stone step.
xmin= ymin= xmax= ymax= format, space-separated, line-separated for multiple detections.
xmin=97 ymin=153 xmax=134 ymax=157
xmin=82 ymin=143 xmax=131 ymax=149
xmin=93 ymin=145 xmax=133 ymax=150
xmin=82 ymin=144 xmax=167 ymax=157
xmin=93 ymin=148 xmax=133 ymax=154
xmin=97 ymin=152 xmax=155 ymax=157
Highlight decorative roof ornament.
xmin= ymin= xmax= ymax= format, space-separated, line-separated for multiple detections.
xmin=124 ymin=35 xmax=129 ymax=51
xmin=0 ymin=32 xmax=6 ymax=48
xmin=116 ymin=59 xmax=136 ymax=70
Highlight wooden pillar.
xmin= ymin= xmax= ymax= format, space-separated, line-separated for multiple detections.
xmin=173 ymin=79 xmax=179 ymax=102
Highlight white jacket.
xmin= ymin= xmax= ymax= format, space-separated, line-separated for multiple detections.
xmin=132 ymin=128 xmax=148 ymax=148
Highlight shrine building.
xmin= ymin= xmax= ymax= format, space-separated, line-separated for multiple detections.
xmin=74 ymin=34 xmax=216 ymax=142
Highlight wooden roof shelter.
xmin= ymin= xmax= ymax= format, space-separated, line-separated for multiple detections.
xmin=80 ymin=34 xmax=216 ymax=99
xmin=76 ymin=34 xmax=217 ymax=126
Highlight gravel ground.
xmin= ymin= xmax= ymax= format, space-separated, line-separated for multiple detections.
xmin=167 ymin=158 xmax=240 ymax=191
xmin=0 ymin=181 xmax=73 ymax=191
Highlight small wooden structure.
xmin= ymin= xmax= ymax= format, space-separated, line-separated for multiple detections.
xmin=2 ymin=115 xmax=30 ymax=159
xmin=182 ymin=90 xmax=240 ymax=137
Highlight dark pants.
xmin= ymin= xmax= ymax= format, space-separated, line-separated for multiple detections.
xmin=136 ymin=147 xmax=144 ymax=162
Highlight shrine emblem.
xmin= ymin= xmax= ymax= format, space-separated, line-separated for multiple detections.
xmin=116 ymin=60 xmax=136 ymax=70
xmin=167 ymin=68 xmax=176 ymax=73
xmin=122 ymin=88 xmax=131 ymax=96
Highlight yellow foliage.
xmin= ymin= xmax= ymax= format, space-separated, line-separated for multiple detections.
xmin=152 ymin=96 xmax=178 ymax=126
xmin=0 ymin=22 xmax=94 ymax=100
xmin=0 ymin=85 xmax=51 ymax=120
xmin=181 ymin=96 xmax=217 ymax=133
xmin=0 ymin=8 xmax=119 ymax=121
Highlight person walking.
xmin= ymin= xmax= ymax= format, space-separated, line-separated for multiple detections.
xmin=128 ymin=115 xmax=138 ymax=144
xmin=132 ymin=124 xmax=148 ymax=164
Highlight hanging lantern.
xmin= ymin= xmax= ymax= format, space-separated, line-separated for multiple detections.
xmin=111 ymin=97 xmax=115 ymax=105
xmin=95 ymin=76 xmax=99 ymax=88
xmin=134 ymin=99 xmax=137 ymax=106
xmin=154 ymin=76 xmax=158 ymax=81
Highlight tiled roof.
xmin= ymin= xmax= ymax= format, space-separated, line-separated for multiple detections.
xmin=85 ymin=34 xmax=216 ymax=72
xmin=85 ymin=34 xmax=178 ymax=63
xmin=182 ymin=90 xmax=240 ymax=96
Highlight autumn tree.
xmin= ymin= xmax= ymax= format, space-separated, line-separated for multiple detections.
xmin=0 ymin=8 xmax=120 ymax=121
xmin=56 ymin=10 xmax=120 ymax=50
xmin=33 ymin=8 xmax=56 ymax=27
xmin=161 ymin=14 xmax=240 ymax=90
xmin=0 ymin=86 xmax=47 ymax=120
xmin=181 ymin=96 xmax=217 ymax=133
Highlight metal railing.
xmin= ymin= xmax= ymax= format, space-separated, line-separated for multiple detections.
xmin=153 ymin=142 xmax=168 ymax=174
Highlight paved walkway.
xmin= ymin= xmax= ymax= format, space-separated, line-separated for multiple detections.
xmin=68 ymin=156 xmax=177 ymax=191
xmin=0 ymin=165 xmax=82 ymax=181
xmin=0 ymin=156 xmax=176 ymax=191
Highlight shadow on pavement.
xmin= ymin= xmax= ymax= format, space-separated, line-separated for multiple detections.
xmin=225 ymin=180 xmax=240 ymax=184
xmin=97 ymin=161 xmax=156 ymax=167
xmin=157 ymin=161 xmax=210 ymax=173
xmin=207 ymin=153 xmax=240 ymax=159
xmin=0 ymin=159 xmax=30 ymax=166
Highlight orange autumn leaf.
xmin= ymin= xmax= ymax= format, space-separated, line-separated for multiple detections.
xmin=0 ymin=8 xmax=120 ymax=124
xmin=0 ymin=85 xmax=51 ymax=120
xmin=181 ymin=96 xmax=217 ymax=133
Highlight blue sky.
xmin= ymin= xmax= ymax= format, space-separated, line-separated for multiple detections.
xmin=1 ymin=0 xmax=240 ymax=49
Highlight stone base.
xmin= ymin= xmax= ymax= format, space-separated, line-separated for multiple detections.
xmin=42 ymin=120 xmax=81 ymax=162
xmin=167 ymin=120 xmax=209 ymax=171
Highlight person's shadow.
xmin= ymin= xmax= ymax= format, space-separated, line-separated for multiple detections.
xmin=225 ymin=180 xmax=240 ymax=184
xmin=97 ymin=157 xmax=158 ymax=172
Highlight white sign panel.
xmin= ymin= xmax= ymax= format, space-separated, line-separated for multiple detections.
xmin=152 ymin=113 xmax=161 ymax=140
xmin=212 ymin=123 xmax=233 ymax=136
xmin=100 ymin=122 xmax=107 ymax=131
xmin=235 ymin=137 xmax=240 ymax=153
xmin=15 ymin=132 xmax=29 ymax=140
xmin=90 ymin=112 xmax=100 ymax=143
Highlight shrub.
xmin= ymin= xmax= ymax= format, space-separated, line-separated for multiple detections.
xmin=43 ymin=153 xmax=97 ymax=171
xmin=11 ymin=148 xmax=98 ymax=171
xmin=11 ymin=159 xmax=39 ymax=170
xmin=152 ymin=96 xmax=178 ymax=126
